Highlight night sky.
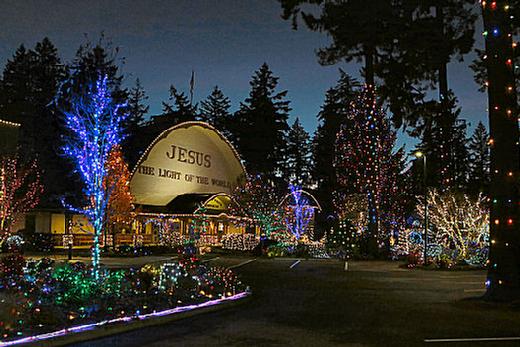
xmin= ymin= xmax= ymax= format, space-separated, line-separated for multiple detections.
xmin=0 ymin=0 xmax=486 ymax=150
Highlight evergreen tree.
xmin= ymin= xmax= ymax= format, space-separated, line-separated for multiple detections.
xmin=124 ymin=78 xmax=149 ymax=166
xmin=233 ymin=63 xmax=290 ymax=184
xmin=0 ymin=45 xmax=39 ymax=151
xmin=280 ymin=0 xmax=404 ymax=86
xmin=285 ymin=118 xmax=312 ymax=186
xmin=414 ymin=93 xmax=469 ymax=191
xmin=467 ymin=122 xmax=490 ymax=194
xmin=199 ymin=86 xmax=232 ymax=139
xmin=279 ymin=1 xmax=477 ymax=138
xmin=334 ymin=87 xmax=404 ymax=256
xmin=312 ymin=71 xmax=360 ymax=219
xmin=0 ymin=38 xmax=70 ymax=207
xmin=161 ymin=85 xmax=197 ymax=125
xmin=66 ymin=38 xmax=126 ymax=100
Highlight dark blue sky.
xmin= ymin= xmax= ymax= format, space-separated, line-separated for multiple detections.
xmin=0 ymin=0 xmax=486 ymax=150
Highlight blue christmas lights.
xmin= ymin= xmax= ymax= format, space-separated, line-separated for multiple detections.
xmin=284 ymin=184 xmax=314 ymax=240
xmin=61 ymin=75 xmax=128 ymax=279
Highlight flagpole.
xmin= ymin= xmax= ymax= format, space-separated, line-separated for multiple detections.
xmin=189 ymin=70 xmax=195 ymax=107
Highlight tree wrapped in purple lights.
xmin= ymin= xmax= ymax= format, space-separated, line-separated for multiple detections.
xmin=283 ymin=184 xmax=315 ymax=240
xmin=60 ymin=75 xmax=127 ymax=279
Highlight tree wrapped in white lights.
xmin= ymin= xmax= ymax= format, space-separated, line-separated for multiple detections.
xmin=417 ymin=190 xmax=489 ymax=261
xmin=0 ymin=156 xmax=43 ymax=240
xmin=61 ymin=75 xmax=127 ymax=279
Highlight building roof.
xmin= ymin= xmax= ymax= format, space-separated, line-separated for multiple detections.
xmin=129 ymin=121 xmax=246 ymax=206
xmin=138 ymin=192 xmax=236 ymax=216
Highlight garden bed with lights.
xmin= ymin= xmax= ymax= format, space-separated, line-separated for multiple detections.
xmin=0 ymin=250 xmax=248 ymax=346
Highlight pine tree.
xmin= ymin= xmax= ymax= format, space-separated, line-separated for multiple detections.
xmin=467 ymin=122 xmax=490 ymax=194
xmin=280 ymin=0 xmax=404 ymax=86
xmin=0 ymin=38 xmax=70 ymax=207
xmin=312 ymin=71 xmax=360 ymax=219
xmin=334 ymin=87 xmax=403 ymax=257
xmin=199 ymin=86 xmax=232 ymax=139
xmin=162 ymin=85 xmax=197 ymax=125
xmin=66 ymin=37 xmax=126 ymax=101
xmin=234 ymin=63 xmax=290 ymax=184
xmin=279 ymin=1 xmax=477 ymax=139
xmin=285 ymin=118 xmax=312 ymax=186
xmin=415 ymin=94 xmax=469 ymax=191
xmin=124 ymin=78 xmax=149 ymax=166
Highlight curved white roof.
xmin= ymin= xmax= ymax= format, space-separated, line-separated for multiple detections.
xmin=130 ymin=122 xmax=246 ymax=206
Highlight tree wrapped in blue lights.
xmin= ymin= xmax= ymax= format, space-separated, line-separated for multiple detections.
xmin=283 ymin=184 xmax=315 ymax=240
xmin=61 ymin=75 xmax=127 ymax=279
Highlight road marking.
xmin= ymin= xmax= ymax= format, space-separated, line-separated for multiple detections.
xmin=289 ymin=260 xmax=301 ymax=269
xmin=425 ymin=337 xmax=520 ymax=343
xmin=456 ymin=282 xmax=483 ymax=285
xmin=228 ymin=259 xmax=256 ymax=270
xmin=463 ymin=288 xmax=486 ymax=293
xmin=204 ymin=256 xmax=220 ymax=262
xmin=439 ymin=275 xmax=485 ymax=280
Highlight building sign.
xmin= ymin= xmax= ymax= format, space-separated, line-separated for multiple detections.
xmin=130 ymin=122 xmax=246 ymax=206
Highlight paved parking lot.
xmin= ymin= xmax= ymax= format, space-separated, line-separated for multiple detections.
xmin=74 ymin=257 xmax=520 ymax=346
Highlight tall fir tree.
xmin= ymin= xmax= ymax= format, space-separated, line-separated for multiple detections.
xmin=233 ymin=63 xmax=290 ymax=185
xmin=279 ymin=0 xmax=405 ymax=86
xmin=161 ymin=85 xmax=197 ymax=124
xmin=312 ymin=71 xmax=360 ymax=221
xmin=334 ymin=87 xmax=404 ymax=256
xmin=123 ymin=78 xmax=149 ymax=166
xmin=414 ymin=94 xmax=469 ymax=191
xmin=285 ymin=117 xmax=312 ymax=186
xmin=467 ymin=122 xmax=490 ymax=194
xmin=199 ymin=86 xmax=233 ymax=140
xmin=279 ymin=0 xmax=477 ymax=145
xmin=63 ymin=37 xmax=127 ymax=106
xmin=0 ymin=38 xmax=70 ymax=207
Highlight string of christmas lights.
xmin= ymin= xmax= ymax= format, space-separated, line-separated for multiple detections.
xmin=61 ymin=75 xmax=128 ymax=279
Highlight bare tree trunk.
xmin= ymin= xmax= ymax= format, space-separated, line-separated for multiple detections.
xmin=364 ymin=46 xmax=375 ymax=87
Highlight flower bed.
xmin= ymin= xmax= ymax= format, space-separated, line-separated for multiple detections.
xmin=0 ymin=252 xmax=246 ymax=343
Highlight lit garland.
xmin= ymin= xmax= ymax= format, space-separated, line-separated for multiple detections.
xmin=0 ymin=155 xmax=43 ymax=241
xmin=0 ymin=119 xmax=21 ymax=128
xmin=61 ymin=75 xmax=128 ymax=280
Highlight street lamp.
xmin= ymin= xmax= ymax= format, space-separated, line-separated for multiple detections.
xmin=414 ymin=151 xmax=428 ymax=264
